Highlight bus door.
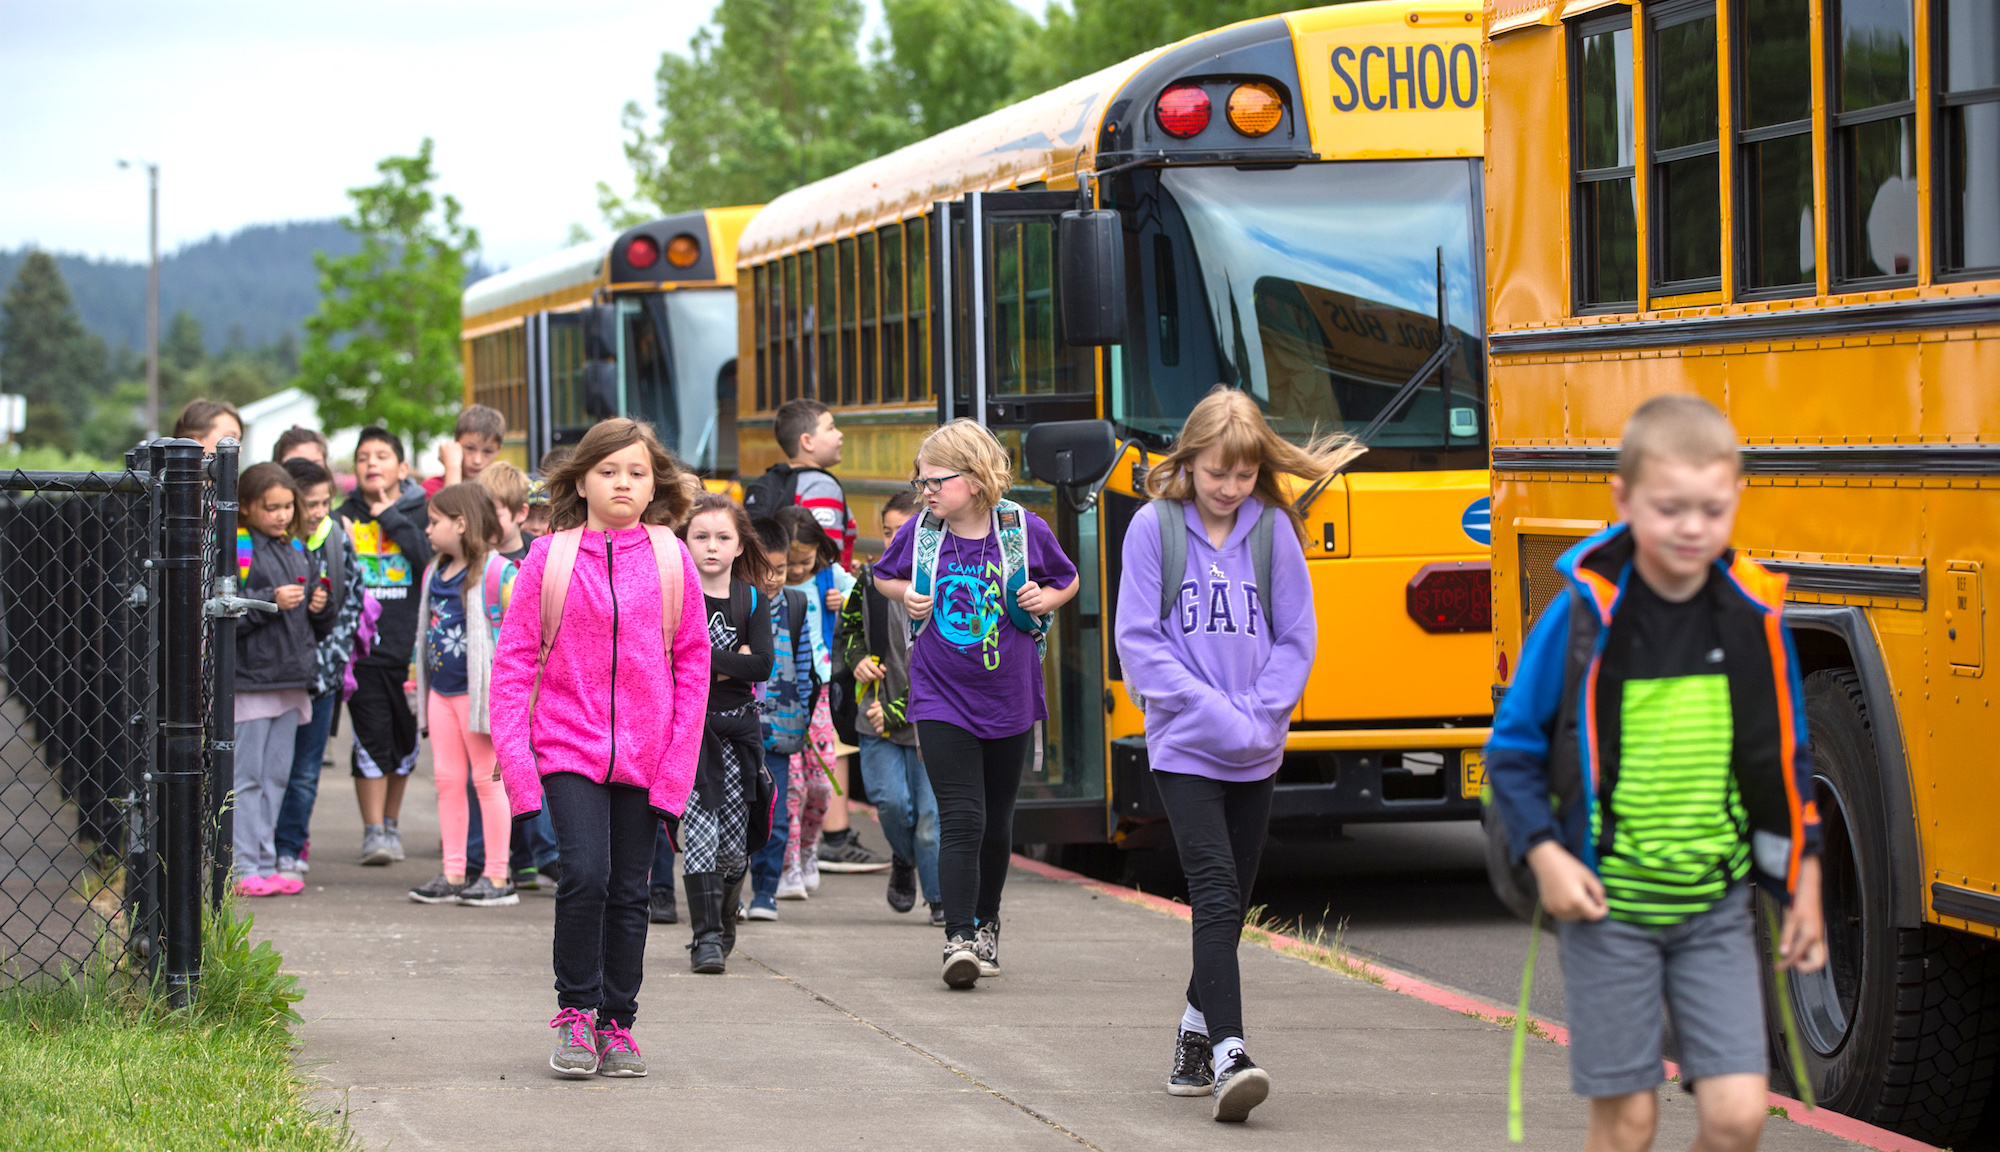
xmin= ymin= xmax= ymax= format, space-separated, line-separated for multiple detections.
xmin=522 ymin=307 xmax=619 ymax=465
xmin=930 ymin=190 xmax=1111 ymax=842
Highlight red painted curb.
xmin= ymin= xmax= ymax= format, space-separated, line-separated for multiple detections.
xmin=1009 ymin=852 xmax=1938 ymax=1152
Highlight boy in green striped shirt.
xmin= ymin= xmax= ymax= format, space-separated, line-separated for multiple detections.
xmin=1486 ymin=396 xmax=1825 ymax=1152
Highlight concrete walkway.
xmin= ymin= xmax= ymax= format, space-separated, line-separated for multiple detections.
xmin=255 ymin=761 xmax=1896 ymax=1151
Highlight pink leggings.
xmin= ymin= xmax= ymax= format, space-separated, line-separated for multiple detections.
xmin=785 ymin=688 xmax=835 ymax=871
xmin=430 ymin=691 xmax=509 ymax=881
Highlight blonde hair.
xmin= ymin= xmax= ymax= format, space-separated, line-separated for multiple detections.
xmin=477 ymin=459 xmax=532 ymax=514
xmin=1618 ymin=394 xmax=1740 ymax=485
xmin=913 ymin=419 xmax=1015 ymax=513
xmin=1144 ymin=386 xmax=1366 ymax=544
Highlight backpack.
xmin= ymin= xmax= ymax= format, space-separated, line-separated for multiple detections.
xmin=741 ymin=462 xmax=831 ymax=522
xmin=762 ymin=587 xmax=817 ymax=755
xmin=480 ymin=552 xmax=517 ymax=640
xmin=1149 ymin=497 xmax=1276 ymax=634
xmin=909 ymin=499 xmax=1051 ymax=658
xmin=527 ymin=525 xmax=687 ymax=726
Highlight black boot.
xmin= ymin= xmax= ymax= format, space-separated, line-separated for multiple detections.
xmin=649 ymin=883 xmax=679 ymax=924
xmin=684 ymin=871 xmax=727 ymax=974
xmin=719 ymin=871 xmax=746 ymax=957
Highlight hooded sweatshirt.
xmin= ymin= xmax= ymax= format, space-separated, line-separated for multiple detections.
xmin=489 ymin=525 xmax=711 ymax=820
xmin=338 ymin=477 xmax=432 ymax=669
xmin=1114 ymin=497 xmax=1316 ymax=782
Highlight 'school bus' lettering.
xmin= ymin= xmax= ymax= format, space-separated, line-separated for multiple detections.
xmin=1328 ymin=42 xmax=1478 ymax=111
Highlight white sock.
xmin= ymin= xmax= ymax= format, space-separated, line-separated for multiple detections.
xmin=1214 ymin=1036 xmax=1247 ymax=1073
xmin=1180 ymin=1004 xmax=1207 ymax=1036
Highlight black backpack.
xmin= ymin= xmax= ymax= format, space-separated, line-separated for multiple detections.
xmin=742 ymin=463 xmax=831 ymax=521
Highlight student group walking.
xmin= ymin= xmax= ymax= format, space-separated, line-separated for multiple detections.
xmin=195 ymin=384 xmax=1828 ymax=1141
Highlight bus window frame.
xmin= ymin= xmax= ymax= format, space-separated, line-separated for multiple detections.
xmin=1649 ymin=0 xmax=1726 ymax=296
xmin=1733 ymin=0 xmax=1821 ymax=299
xmin=1572 ymin=8 xmax=1644 ymax=313
xmin=1932 ymin=0 xmax=2000 ymax=281
xmin=1827 ymin=0 xmax=1920 ymax=288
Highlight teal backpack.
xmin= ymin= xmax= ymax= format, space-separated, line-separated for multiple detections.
xmin=909 ymin=499 xmax=1051 ymax=658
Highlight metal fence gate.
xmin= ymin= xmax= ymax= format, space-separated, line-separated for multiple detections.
xmin=0 ymin=438 xmax=238 ymax=1000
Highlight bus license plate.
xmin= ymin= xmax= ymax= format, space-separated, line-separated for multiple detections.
xmin=1460 ymin=750 xmax=1486 ymax=800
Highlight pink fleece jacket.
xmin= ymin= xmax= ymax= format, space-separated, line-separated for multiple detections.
xmin=490 ymin=525 xmax=711 ymax=819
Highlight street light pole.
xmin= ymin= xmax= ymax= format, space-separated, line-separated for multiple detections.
xmin=118 ymin=158 xmax=161 ymax=439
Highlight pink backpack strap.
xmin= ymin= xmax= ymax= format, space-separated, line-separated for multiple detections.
xmin=642 ymin=524 xmax=686 ymax=656
xmin=529 ymin=528 xmax=586 ymax=729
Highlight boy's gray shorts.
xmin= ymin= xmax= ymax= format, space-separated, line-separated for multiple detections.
xmin=1557 ymin=882 xmax=1767 ymax=1098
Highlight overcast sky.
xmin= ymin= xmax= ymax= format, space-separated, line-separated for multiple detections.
xmin=0 ymin=0 xmax=751 ymax=269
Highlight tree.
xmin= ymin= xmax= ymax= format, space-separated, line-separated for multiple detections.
xmin=1014 ymin=0 xmax=1300 ymax=93
xmin=875 ymin=0 xmax=1035 ymax=138
xmin=0 ymin=251 xmax=109 ymax=448
xmin=297 ymin=139 xmax=478 ymax=449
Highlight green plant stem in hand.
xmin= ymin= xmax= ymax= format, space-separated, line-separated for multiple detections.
xmin=808 ymin=740 xmax=844 ymax=797
xmin=1508 ymin=903 xmax=1542 ymax=1143
xmin=1764 ymin=900 xmax=1817 ymax=1110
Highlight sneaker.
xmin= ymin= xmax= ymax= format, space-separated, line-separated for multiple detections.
xmin=886 ymin=859 xmax=917 ymax=913
xmin=276 ymin=854 xmax=303 ymax=877
xmin=1211 ymin=1055 xmax=1271 ymax=1122
xmin=457 ymin=877 xmax=520 ymax=907
xmin=538 ymin=859 xmax=561 ymax=885
xmin=802 ymin=855 xmax=821 ymax=893
xmin=409 ymin=874 xmax=466 ymax=905
xmin=358 ymin=825 xmax=394 ymax=866
xmin=929 ymin=902 xmax=946 ymax=927
xmin=973 ymin=920 xmax=1002 ymax=977
xmin=1168 ymin=1030 xmax=1215 ymax=1096
xmin=297 ymin=842 xmax=311 ymax=872
xmin=941 ymin=935 xmax=981 ymax=989
xmin=746 ymin=896 xmax=779 ymax=921
xmin=648 ymin=886 xmax=679 ymax=925
xmin=233 ymin=874 xmax=279 ymax=898
xmin=595 ymin=1023 xmax=647 ymax=1077
xmin=512 ymin=868 xmax=540 ymax=891
xmin=269 ymin=874 xmax=305 ymax=896
xmin=776 ymin=865 xmax=808 ymax=900
xmin=275 ymin=859 xmax=305 ymax=886
xmin=383 ymin=818 xmax=406 ymax=862
xmin=818 ymin=829 xmax=893 ymax=873
xmin=549 ymin=1008 xmax=599 ymax=1076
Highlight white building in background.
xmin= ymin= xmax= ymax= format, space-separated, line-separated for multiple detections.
xmin=236 ymin=388 xmax=446 ymax=485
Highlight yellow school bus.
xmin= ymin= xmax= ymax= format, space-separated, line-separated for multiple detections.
xmin=462 ymin=207 xmax=759 ymax=474
xmin=1483 ymin=0 xmax=2000 ymax=1138
xmin=736 ymin=1 xmax=1496 ymax=857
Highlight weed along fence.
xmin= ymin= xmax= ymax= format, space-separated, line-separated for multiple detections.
xmin=0 ymin=438 xmax=239 ymax=1001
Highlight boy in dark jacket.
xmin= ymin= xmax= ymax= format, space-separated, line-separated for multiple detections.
xmin=234 ymin=464 xmax=327 ymax=896
xmin=1485 ymin=395 xmax=1825 ymax=1152
xmin=339 ymin=426 xmax=432 ymax=866
xmin=835 ymin=492 xmax=941 ymax=923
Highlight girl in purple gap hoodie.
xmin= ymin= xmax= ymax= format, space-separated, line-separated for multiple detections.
xmin=1114 ymin=387 xmax=1363 ymax=1124
xmin=489 ymin=419 xmax=709 ymax=1081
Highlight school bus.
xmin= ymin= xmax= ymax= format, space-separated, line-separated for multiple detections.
xmin=1483 ymin=0 xmax=2000 ymax=1138
xmin=461 ymin=207 xmax=759 ymax=474
xmin=735 ymin=2 xmax=1496 ymax=859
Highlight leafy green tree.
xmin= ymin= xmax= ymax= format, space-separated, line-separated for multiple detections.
xmin=1014 ymin=0 xmax=1300 ymax=92
xmin=876 ymin=0 xmax=1036 ymax=137
xmin=0 ymin=251 xmax=109 ymax=448
xmin=297 ymin=139 xmax=478 ymax=449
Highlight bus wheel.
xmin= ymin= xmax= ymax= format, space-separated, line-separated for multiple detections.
xmin=1763 ymin=669 xmax=2000 ymax=1145
xmin=1482 ymin=804 xmax=1537 ymax=923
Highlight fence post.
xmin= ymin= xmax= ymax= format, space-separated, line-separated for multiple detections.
xmin=160 ymin=438 xmax=205 ymax=1006
xmin=124 ymin=441 xmax=161 ymax=970
xmin=207 ymin=438 xmax=239 ymax=908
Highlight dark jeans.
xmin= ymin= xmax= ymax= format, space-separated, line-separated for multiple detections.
xmin=468 ymin=788 xmax=558 ymax=877
xmin=651 ymin=822 xmax=675 ymax=891
xmin=1152 ymin=770 xmax=1276 ymax=1045
xmin=542 ymin=773 xmax=655 ymax=1028
xmin=916 ymin=720 xmax=1032 ymax=940
xmin=273 ymin=692 xmax=337 ymax=862
xmin=748 ymin=750 xmax=791 ymax=904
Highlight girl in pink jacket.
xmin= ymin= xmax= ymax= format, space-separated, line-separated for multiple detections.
xmin=489 ymin=418 xmax=709 ymax=1080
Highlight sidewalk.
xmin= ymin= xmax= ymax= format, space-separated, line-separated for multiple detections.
xmin=256 ymin=762 xmax=1894 ymax=1152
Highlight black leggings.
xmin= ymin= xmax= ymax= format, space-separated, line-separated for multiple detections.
xmin=1153 ymin=770 xmax=1276 ymax=1044
xmin=917 ymin=720 xmax=1033 ymax=939
xmin=543 ymin=773 xmax=657 ymax=1029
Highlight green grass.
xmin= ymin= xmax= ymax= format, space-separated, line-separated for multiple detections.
xmin=0 ymin=901 xmax=354 ymax=1151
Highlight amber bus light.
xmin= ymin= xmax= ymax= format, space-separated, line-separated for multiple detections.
xmin=667 ymin=234 xmax=701 ymax=268
xmin=1156 ymin=84 xmax=1211 ymax=138
xmin=1226 ymin=83 xmax=1284 ymax=136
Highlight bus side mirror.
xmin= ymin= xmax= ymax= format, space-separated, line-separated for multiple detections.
xmin=582 ymin=361 xmax=619 ymax=419
xmin=1059 ymin=210 xmax=1126 ymax=346
xmin=1024 ymin=419 xmax=1117 ymax=487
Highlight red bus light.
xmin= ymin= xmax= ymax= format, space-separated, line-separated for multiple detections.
xmin=625 ymin=235 xmax=660 ymax=269
xmin=1406 ymin=562 xmax=1492 ymax=633
xmin=1156 ymin=84 xmax=1211 ymax=138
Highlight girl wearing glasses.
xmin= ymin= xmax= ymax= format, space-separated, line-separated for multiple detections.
xmin=872 ymin=419 xmax=1079 ymax=988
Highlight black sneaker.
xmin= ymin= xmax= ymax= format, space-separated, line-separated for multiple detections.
xmin=457 ymin=877 xmax=520 ymax=907
xmin=539 ymin=859 xmax=561 ymax=885
xmin=886 ymin=859 xmax=917 ymax=913
xmin=512 ymin=868 xmax=541 ymax=891
xmin=649 ymin=886 xmax=679 ymax=924
xmin=1211 ymin=1054 xmax=1271 ymax=1122
xmin=409 ymin=874 xmax=465 ymax=904
xmin=973 ymin=920 xmax=1001 ymax=977
xmin=941 ymin=935 xmax=980 ymax=989
xmin=929 ymin=903 xmax=945 ymax=927
xmin=817 ymin=829 xmax=893 ymax=873
xmin=1169 ymin=1030 xmax=1214 ymax=1096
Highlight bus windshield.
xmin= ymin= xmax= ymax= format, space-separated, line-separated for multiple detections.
xmin=1111 ymin=161 xmax=1485 ymax=470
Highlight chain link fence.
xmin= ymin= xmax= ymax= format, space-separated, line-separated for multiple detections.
xmin=0 ymin=440 xmax=230 ymax=994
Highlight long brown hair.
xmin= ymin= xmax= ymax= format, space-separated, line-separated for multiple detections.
xmin=238 ymin=462 xmax=304 ymax=542
xmin=1144 ymin=386 xmax=1366 ymax=544
xmin=774 ymin=505 xmax=838 ymax=571
xmin=544 ymin=418 xmax=690 ymax=531
xmin=680 ymin=492 xmax=778 ymax=588
xmin=429 ymin=482 xmax=504 ymax=576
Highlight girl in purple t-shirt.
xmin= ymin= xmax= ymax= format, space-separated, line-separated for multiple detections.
xmin=1114 ymin=387 xmax=1362 ymax=1123
xmin=873 ymin=420 xmax=1077 ymax=989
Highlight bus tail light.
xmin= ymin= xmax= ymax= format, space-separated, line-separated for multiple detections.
xmin=1226 ymin=83 xmax=1283 ymax=136
xmin=666 ymin=233 xmax=701 ymax=268
xmin=1156 ymin=84 xmax=1211 ymax=138
xmin=625 ymin=235 xmax=660 ymax=269
xmin=1407 ymin=562 xmax=1492 ymax=633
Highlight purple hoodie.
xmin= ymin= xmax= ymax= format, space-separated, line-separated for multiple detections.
xmin=1114 ymin=497 xmax=1316 ymax=782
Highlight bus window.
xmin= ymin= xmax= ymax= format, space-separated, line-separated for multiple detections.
xmin=816 ymin=244 xmax=838 ymax=400
xmin=907 ymin=217 xmax=929 ymax=400
xmin=1650 ymin=0 xmax=1721 ymax=290
xmin=1573 ymin=13 xmax=1638 ymax=308
xmin=753 ymin=265 xmax=770 ymax=411
xmin=1832 ymin=0 xmax=1916 ymax=282
xmin=838 ymin=237 xmax=858 ymax=405
xmin=859 ymin=230 xmax=878 ymax=404
xmin=1738 ymin=0 xmax=1815 ymax=292
xmin=882 ymin=223 xmax=906 ymax=401
xmin=664 ymin=289 xmax=737 ymax=470
xmin=1939 ymin=0 xmax=2000 ymax=275
xmin=621 ymin=298 xmax=671 ymax=445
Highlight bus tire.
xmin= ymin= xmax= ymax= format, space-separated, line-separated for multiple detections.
xmin=1482 ymin=804 xmax=1537 ymax=924
xmin=1763 ymin=669 xmax=2000 ymax=1145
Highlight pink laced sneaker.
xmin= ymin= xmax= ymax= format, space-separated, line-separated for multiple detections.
xmin=549 ymin=1008 xmax=599 ymax=1076
xmin=234 ymin=874 xmax=279 ymax=898
xmin=595 ymin=1023 xmax=647 ymax=1077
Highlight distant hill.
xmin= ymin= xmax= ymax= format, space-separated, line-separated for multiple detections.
xmin=0 ymin=221 xmax=499 ymax=356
